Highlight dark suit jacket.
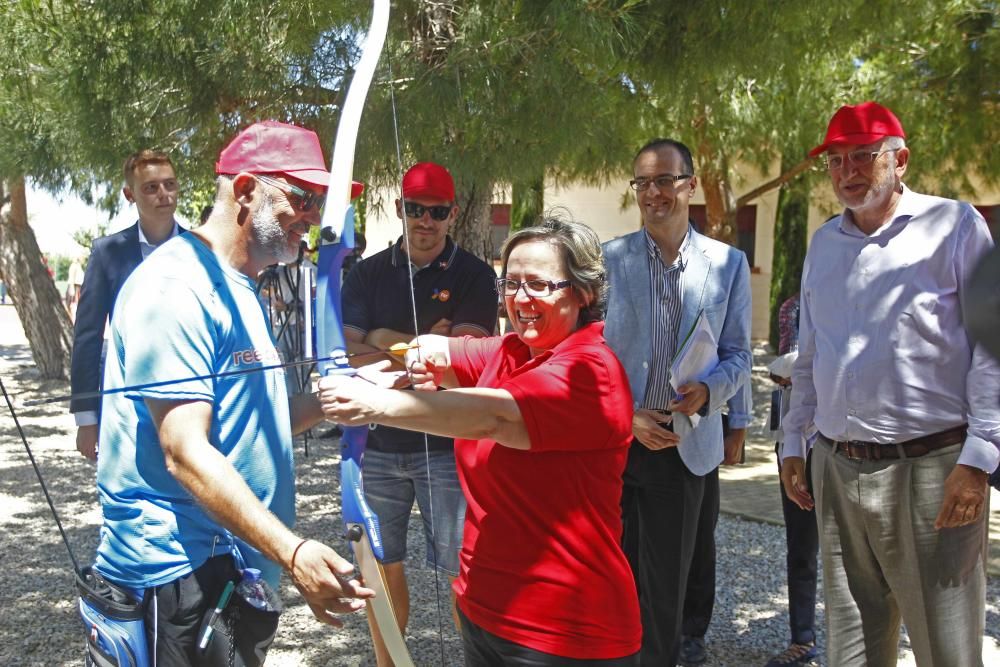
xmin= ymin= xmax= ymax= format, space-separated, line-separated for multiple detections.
xmin=69 ymin=222 xmax=184 ymax=414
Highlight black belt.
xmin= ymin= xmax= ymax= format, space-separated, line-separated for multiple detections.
xmin=824 ymin=425 xmax=967 ymax=461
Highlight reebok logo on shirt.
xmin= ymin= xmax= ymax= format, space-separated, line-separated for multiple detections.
xmin=231 ymin=346 xmax=282 ymax=367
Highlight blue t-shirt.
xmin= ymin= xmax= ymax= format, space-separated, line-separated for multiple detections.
xmin=95 ymin=234 xmax=294 ymax=589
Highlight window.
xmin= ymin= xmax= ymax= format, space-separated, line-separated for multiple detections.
xmin=687 ymin=205 xmax=757 ymax=268
xmin=975 ymin=205 xmax=999 ymax=242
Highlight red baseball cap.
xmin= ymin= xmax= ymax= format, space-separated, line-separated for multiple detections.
xmin=216 ymin=120 xmax=363 ymax=198
xmin=402 ymin=162 xmax=455 ymax=202
xmin=809 ymin=102 xmax=906 ymax=157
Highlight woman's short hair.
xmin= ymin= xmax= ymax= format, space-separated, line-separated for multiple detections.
xmin=499 ymin=211 xmax=607 ymax=325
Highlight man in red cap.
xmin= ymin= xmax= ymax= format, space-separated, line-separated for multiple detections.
xmin=781 ymin=102 xmax=999 ymax=666
xmin=92 ymin=121 xmax=374 ymax=665
xmin=341 ymin=161 xmax=498 ymax=665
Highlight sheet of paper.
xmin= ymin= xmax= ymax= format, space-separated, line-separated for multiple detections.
xmin=670 ymin=310 xmax=719 ymax=428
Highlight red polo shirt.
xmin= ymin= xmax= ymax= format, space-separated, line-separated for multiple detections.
xmin=448 ymin=321 xmax=640 ymax=659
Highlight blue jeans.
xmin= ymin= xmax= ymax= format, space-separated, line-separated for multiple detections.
xmin=362 ymin=448 xmax=465 ymax=575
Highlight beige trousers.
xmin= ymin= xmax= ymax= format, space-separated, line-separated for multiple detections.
xmin=813 ymin=438 xmax=987 ymax=667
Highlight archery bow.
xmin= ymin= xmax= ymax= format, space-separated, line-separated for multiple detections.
xmin=314 ymin=2 xmax=415 ymax=665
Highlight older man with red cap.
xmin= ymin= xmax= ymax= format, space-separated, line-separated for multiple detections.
xmin=93 ymin=121 xmax=373 ymax=666
xmin=780 ymin=102 xmax=999 ymax=666
xmin=341 ymin=161 xmax=498 ymax=665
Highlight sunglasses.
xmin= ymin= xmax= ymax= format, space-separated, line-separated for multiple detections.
xmin=255 ymin=174 xmax=325 ymax=212
xmin=403 ymin=201 xmax=453 ymax=221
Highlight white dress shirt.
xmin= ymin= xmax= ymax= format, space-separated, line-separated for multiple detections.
xmin=783 ymin=186 xmax=1000 ymax=473
xmin=137 ymin=220 xmax=181 ymax=259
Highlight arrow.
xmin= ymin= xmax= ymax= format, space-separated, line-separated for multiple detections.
xmin=23 ymin=343 xmax=417 ymax=406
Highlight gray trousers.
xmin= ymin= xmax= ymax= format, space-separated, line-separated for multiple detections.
xmin=813 ymin=438 xmax=987 ymax=667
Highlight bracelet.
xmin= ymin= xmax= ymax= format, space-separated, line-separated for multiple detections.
xmin=290 ymin=538 xmax=310 ymax=574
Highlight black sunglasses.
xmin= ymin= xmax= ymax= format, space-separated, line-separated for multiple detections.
xmin=403 ymin=201 xmax=453 ymax=221
xmin=255 ymin=174 xmax=324 ymax=212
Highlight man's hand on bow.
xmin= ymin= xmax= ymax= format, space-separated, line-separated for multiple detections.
xmin=780 ymin=456 xmax=814 ymax=511
xmin=668 ymin=382 xmax=709 ymax=416
xmin=289 ymin=539 xmax=374 ymax=627
xmin=935 ymin=464 xmax=989 ymax=529
xmin=632 ymin=409 xmax=680 ymax=451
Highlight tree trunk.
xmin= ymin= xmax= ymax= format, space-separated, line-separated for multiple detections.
xmin=767 ymin=162 xmax=809 ymax=350
xmin=0 ymin=176 xmax=74 ymax=379
xmin=451 ymin=177 xmax=494 ymax=264
xmin=699 ymin=166 xmax=738 ymax=246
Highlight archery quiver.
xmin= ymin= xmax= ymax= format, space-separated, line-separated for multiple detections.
xmin=77 ymin=566 xmax=151 ymax=667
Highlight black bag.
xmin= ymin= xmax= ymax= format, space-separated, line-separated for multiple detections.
xmin=196 ymin=588 xmax=281 ymax=667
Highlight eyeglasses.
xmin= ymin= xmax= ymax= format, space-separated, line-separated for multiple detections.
xmin=403 ymin=201 xmax=453 ymax=221
xmin=255 ymin=174 xmax=325 ymax=212
xmin=496 ymin=277 xmax=572 ymax=298
xmin=629 ymin=174 xmax=694 ymax=191
xmin=824 ymin=149 xmax=896 ymax=171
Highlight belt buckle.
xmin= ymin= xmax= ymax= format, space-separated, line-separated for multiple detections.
xmin=839 ymin=440 xmax=861 ymax=460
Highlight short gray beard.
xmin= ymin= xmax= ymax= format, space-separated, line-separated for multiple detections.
xmin=860 ymin=173 xmax=894 ymax=209
xmin=251 ymin=192 xmax=297 ymax=264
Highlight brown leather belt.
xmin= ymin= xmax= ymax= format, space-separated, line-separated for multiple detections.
xmin=825 ymin=425 xmax=967 ymax=461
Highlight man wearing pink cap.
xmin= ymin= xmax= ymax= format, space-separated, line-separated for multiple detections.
xmin=341 ymin=161 xmax=497 ymax=665
xmin=781 ymin=102 xmax=999 ymax=666
xmin=93 ymin=121 xmax=373 ymax=665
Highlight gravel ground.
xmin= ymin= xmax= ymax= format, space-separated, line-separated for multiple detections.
xmin=1 ymin=328 xmax=998 ymax=665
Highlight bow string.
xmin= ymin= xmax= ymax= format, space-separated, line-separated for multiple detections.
xmin=314 ymin=2 xmax=416 ymax=665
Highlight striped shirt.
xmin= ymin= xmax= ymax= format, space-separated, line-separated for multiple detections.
xmin=641 ymin=227 xmax=690 ymax=410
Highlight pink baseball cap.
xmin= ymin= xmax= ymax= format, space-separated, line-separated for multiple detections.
xmin=216 ymin=120 xmax=363 ymax=198
xmin=402 ymin=162 xmax=455 ymax=201
xmin=809 ymin=102 xmax=906 ymax=157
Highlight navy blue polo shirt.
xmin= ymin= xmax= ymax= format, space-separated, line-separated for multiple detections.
xmin=342 ymin=235 xmax=498 ymax=452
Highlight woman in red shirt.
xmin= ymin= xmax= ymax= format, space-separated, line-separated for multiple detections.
xmin=321 ymin=216 xmax=640 ymax=666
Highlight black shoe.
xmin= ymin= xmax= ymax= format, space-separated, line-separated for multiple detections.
xmin=764 ymin=642 xmax=819 ymax=666
xmin=678 ymin=635 xmax=707 ymax=666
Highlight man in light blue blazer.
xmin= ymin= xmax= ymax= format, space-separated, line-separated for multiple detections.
xmin=603 ymin=138 xmax=752 ymax=667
